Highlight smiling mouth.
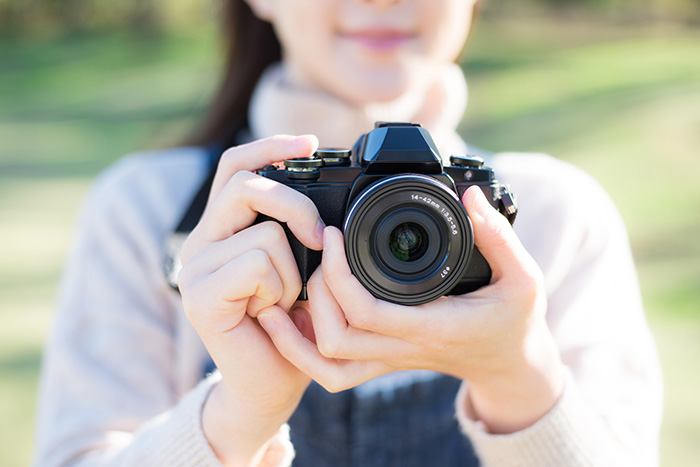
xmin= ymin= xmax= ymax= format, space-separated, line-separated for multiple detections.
xmin=341 ymin=29 xmax=415 ymax=51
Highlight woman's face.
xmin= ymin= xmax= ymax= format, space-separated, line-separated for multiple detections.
xmin=246 ymin=0 xmax=477 ymax=103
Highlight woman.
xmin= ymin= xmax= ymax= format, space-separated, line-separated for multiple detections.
xmin=35 ymin=1 xmax=662 ymax=466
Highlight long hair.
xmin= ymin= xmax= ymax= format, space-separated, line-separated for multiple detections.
xmin=187 ymin=0 xmax=281 ymax=147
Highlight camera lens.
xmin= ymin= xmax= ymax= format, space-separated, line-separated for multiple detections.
xmin=389 ymin=222 xmax=427 ymax=262
xmin=372 ymin=208 xmax=441 ymax=277
xmin=344 ymin=174 xmax=473 ymax=305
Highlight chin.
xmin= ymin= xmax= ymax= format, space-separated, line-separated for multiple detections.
xmin=331 ymin=68 xmax=418 ymax=105
xmin=349 ymin=86 xmax=410 ymax=104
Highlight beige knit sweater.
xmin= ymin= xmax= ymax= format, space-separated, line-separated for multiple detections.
xmin=35 ymin=65 xmax=663 ymax=466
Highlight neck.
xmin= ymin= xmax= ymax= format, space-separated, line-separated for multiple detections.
xmin=248 ymin=62 xmax=469 ymax=159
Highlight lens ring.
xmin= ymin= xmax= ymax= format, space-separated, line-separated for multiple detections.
xmin=344 ymin=174 xmax=473 ymax=305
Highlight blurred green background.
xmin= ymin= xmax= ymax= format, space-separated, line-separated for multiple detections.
xmin=1 ymin=1 xmax=698 ymax=465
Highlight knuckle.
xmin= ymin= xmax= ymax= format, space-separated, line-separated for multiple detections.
xmin=407 ymin=330 xmax=430 ymax=348
xmin=291 ymin=193 xmax=320 ymax=225
xmin=317 ymin=337 xmax=342 ymax=359
xmin=247 ymin=249 xmax=274 ymax=278
xmin=281 ymin=270 xmax=303 ymax=303
xmin=525 ymin=263 xmax=545 ymax=289
xmin=215 ymin=170 xmax=250 ymax=208
xmin=179 ymin=230 xmax=201 ymax=265
xmin=425 ymin=335 xmax=450 ymax=355
xmin=408 ymin=327 xmax=445 ymax=354
xmin=180 ymin=280 xmax=208 ymax=329
xmin=297 ymin=193 xmax=317 ymax=213
xmin=229 ymin=169 xmax=255 ymax=192
xmin=319 ymin=374 xmax=347 ymax=394
xmin=519 ymin=268 xmax=544 ymax=304
xmin=323 ymin=383 xmax=343 ymax=394
xmin=219 ymin=146 xmax=242 ymax=172
xmin=306 ymin=269 xmax=324 ymax=295
xmin=321 ymin=263 xmax=338 ymax=282
xmin=258 ymin=220 xmax=287 ymax=245
xmin=287 ymin=275 xmax=303 ymax=302
xmin=178 ymin=242 xmax=194 ymax=269
xmin=345 ymin=308 xmax=371 ymax=330
xmin=176 ymin=263 xmax=193 ymax=288
xmin=503 ymin=263 xmax=545 ymax=314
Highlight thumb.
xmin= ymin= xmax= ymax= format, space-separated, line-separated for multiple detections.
xmin=462 ymin=186 xmax=533 ymax=283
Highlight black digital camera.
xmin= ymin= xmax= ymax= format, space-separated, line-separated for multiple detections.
xmin=257 ymin=122 xmax=517 ymax=305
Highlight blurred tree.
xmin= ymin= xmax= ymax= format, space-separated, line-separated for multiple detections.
xmin=0 ymin=0 xmax=698 ymax=38
xmin=130 ymin=0 xmax=163 ymax=36
xmin=0 ymin=0 xmax=203 ymax=37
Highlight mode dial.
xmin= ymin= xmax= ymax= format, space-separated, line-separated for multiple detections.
xmin=284 ymin=157 xmax=323 ymax=181
xmin=450 ymin=155 xmax=484 ymax=168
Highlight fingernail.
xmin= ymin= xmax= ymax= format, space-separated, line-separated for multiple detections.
xmin=469 ymin=188 xmax=491 ymax=219
xmin=258 ymin=313 xmax=277 ymax=333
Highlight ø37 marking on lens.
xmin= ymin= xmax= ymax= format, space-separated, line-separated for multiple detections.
xmin=410 ymin=193 xmax=459 ymax=236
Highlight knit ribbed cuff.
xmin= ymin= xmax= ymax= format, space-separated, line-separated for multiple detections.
xmin=118 ymin=371 xmax=222 ymax=466
xmin=455 ymin=368 xmax=605 ymax=467
xmin=128 ymin=371 xmax=294 ymax=466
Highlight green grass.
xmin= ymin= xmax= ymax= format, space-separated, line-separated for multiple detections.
xmin=1 ymin=17 xmax=699 ymax=466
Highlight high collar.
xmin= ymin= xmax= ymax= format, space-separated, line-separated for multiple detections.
xmin=248 ymin=62 xmax=469 ymax=161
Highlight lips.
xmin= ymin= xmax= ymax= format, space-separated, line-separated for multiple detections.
xmin=341 ymin=28 xmax=415 ymax=51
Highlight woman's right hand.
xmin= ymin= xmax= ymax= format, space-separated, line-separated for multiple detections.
xmin=178 ymin=135 xmax=323 ymax=466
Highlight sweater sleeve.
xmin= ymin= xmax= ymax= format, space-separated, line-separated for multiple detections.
xmin=454 ymin=154 xmax=663 ymax=466
xmin=33 ymin=153 xmax=294 ymax=467
xmin=71 ymin=372 xmax=294 ymax=467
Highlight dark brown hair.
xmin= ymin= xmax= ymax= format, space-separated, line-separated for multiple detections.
xmin=188 ymin=0 xmax=281 ymax=147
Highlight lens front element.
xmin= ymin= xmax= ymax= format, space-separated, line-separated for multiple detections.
xmin=389 ymin=222 xmax=427 ymax=262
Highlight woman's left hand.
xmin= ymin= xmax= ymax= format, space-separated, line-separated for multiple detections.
xmin=258 ymin=185 xmax=565 ymax=434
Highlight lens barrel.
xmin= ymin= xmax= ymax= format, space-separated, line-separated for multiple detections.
xmin=344 ymin=174 xmax=473 ymax=305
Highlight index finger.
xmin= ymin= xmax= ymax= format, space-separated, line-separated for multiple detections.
xmin=462 ymin=186 xmax=540 ymax=285
xmin=209 ymin=134 xmax=319 ymax=207
xmin=183 ymin=172 xmax=325 ymax=262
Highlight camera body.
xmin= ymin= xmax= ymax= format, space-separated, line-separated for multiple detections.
xmin=257 ymin=122 xmax=516 ymax=305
